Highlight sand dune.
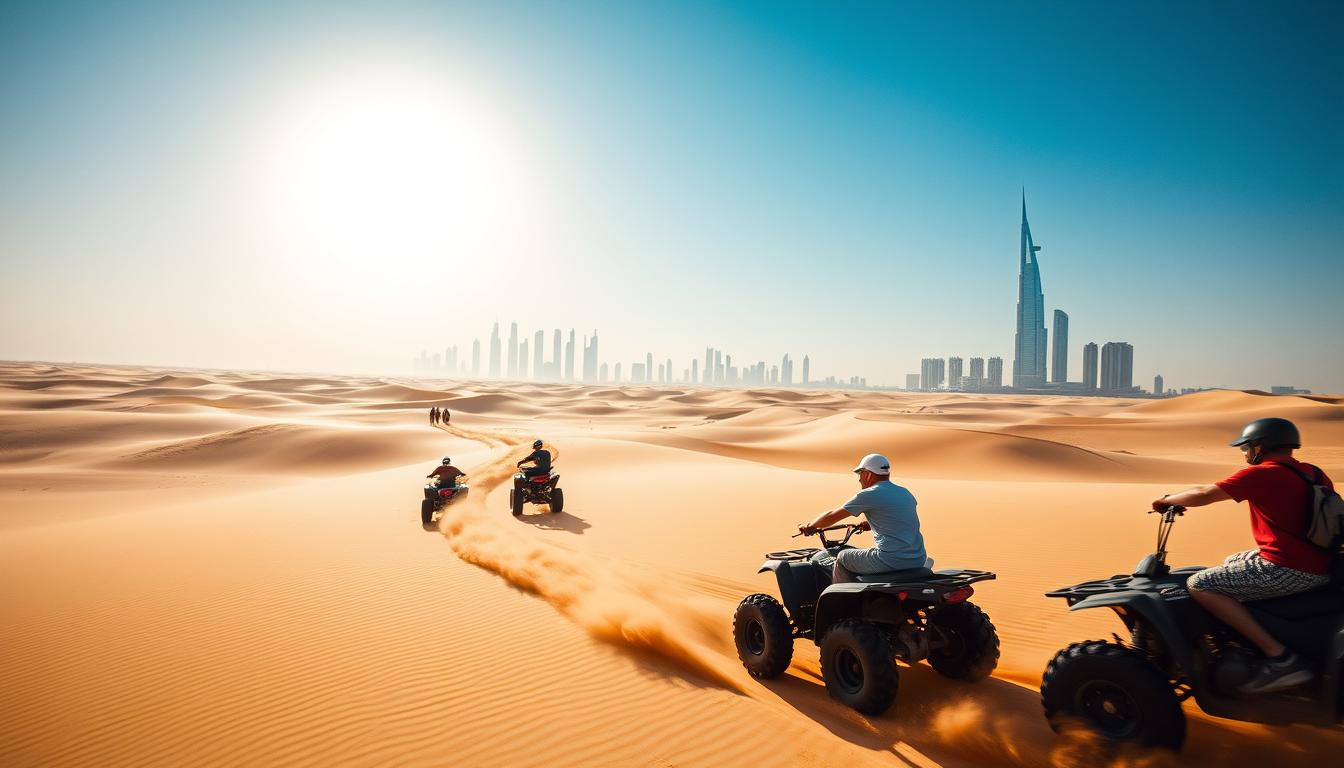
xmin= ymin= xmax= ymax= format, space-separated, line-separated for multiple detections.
xmin=3 ymin=360 xmax=1343 ymax=767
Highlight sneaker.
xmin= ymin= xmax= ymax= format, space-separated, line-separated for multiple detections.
xmin=1238 ymin=652 xmax=1314 ymax=694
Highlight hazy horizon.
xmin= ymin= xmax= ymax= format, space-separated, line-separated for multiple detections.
xmin=3 ymin=1 xmax=1342 ymax=392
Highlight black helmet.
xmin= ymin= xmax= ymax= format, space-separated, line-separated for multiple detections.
xmin=442 ymin=456 xmax=451 ymax=464
xmin=532 ymin=440 xmax=544 ymax=449
xmin=1229 ymin=418 xmax=1300 ymax=449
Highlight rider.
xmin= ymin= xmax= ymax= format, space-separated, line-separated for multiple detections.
xmin=515 ymin=440 xmax=551 ymax=491
xmin=1153 ymin=417 xmax=1333 ymax=694
xmin=800 ymin=453 xmax=928 ymax=584
xmin=427 ymin=456 xmax=466 ymax=488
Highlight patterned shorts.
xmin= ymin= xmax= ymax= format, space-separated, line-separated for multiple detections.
xmin=1186 ymin=549 xmax=1329 ymax=602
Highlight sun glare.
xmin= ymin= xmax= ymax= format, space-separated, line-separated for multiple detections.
xmin=261 ymin=64 xmax=542 ymax=282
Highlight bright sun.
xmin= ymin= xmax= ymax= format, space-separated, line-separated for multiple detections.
xmin=261 ymin=63 xmax=541 ymax=281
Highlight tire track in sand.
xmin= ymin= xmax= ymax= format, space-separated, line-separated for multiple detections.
xmin=431 ymin=423 xmax=747 ymax=692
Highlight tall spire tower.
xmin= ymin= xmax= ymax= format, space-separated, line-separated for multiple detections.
xmin=1013 ymin=192 xmax=1048 ymax=388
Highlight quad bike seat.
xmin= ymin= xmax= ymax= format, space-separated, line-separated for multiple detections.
xmin=854 ymin=567 xmax=935 ymax=584
xmin=1248 ymin=586 xmax=1344 ymax=620
xmin=528 ymin=474 xmax=551 ymax=484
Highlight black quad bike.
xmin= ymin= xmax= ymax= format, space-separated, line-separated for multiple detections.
xmin=1041 ymin=505 xmax=1344 ymax=752
xmin=732 ymin=524 xmax=1000 ymax=715
xmin=510 ymin=471 xmax=563 ymax=516
xmin=421 ymin=477 xmax=468 ymax=525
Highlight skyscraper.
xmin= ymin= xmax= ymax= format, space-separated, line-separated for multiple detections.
xmin=802 ymin=355 xmax=810 ymax=386
xmin=472 ymin=339 xmax=481 ymax=376
xmin=1013 ymin=194 xmax=1048 ymax=388
xmin=691 ymin=358 xmax=699 ymax=384
xmin=645 ymin=352 xmax=652 ymax=382
xmin=519 ymin=339 xmax=529 ymax=379
xmin=948 ymin=357 xmax=964 ymax=389
xmin=1082 ymin=342 xmax=1098 ymax=390
xmin=906 ymin=373 xmax=921 ymax=390
xmin=534 ymin=330 xmax=544 ymax=380
xmin=582 ymin=331 xmax=598 ymax=382
xmin=920 ymin=358 xmax=946 ymax=390
xmin=1154 ymin=374 xmax=1164 ymax=395
xmin=489 ymin=322 xmax=501 ymax=378
xmin=1051 ymin=310 xmax=1069 ymax=383
xmin=969 ymin=357 xmax=985 ymax=380
xmin=552 ymin=329 xmax=561 ymax=379
xmin=507 ymin=322 xmax=518 ymax=378
xmin=704 ymin=347 xmax=713 ymax=385
xmin=1100 ymin=342 xmax=1134 ymax=391
xmin=565 ymin=330 xmax=575 ymax=381
xmin=987 ymin=356 xmax=1004 ymax=388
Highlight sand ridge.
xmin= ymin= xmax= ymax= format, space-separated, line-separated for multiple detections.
xmin=3 ymin=360 xmax=1344 ymax=767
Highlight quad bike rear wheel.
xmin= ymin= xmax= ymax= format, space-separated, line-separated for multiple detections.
xmin=927 ymin=602 xmax=1000 ymax=681
xmin=510 ymin=488 xmax=524 ymax=516
xmin=820 ymin=619 xmax=898 ymax=715
xmin=1041 ymin=640 xmax=1185 ymax=751
xmin=420 ymin=499 xmax=434 ymax=526
xmin=549 ymin=488 xmax=564 ymax=514
xmin=732 ymin=594 xmax=793 ymax=679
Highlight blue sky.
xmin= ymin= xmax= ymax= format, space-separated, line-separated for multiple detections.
xmin=1 ymin=1 xmax=1341 ymax=391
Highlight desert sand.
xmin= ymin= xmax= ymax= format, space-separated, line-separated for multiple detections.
xmin=4 ymin=360 xmax=1343 ymax=767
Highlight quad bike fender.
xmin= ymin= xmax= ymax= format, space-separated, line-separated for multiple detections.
xmin=1069 ymin=590 xmax=1196 ymax=676
xmin=760 ymin=560 xmax=827 ymax=630
xmin=812 ymin=583 xmax=906 ymax=646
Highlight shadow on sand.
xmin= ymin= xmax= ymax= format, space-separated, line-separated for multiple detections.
xmin=756 ymin=660 xmax=1344 ymax=768
xmin=517 ymin=509 xmax=592 ymax=534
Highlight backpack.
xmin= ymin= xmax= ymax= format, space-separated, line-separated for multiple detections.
xmin=1272 ymin=462 xmax=1344 ymax=549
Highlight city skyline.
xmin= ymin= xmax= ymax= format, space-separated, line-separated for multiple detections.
xmin=1 ymin=3 xmax=1340 ymax=392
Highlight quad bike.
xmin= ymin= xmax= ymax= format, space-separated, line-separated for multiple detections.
xmin=421 ymin=476 xmax=468 ymax=525
xmin=1040 ymin=505 xmax=1344 ymax=752
xmin=733 ymin=523 xmax=1000 ymax=715
xmin=510 ymin=471 xmax=563 ymax=516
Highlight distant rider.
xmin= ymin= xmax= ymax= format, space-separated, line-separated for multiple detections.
xmin=800 ymin=453 xmax=928 ymax=584
xmin=515 ymin=440 xmax=551 ymax=490
xmin=1153 ymin=418 xmax=1333 ymax=694
xmin=427 ymin=456 xmax=466 ymax=488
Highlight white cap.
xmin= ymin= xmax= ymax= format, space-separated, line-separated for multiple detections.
xmin=852 ymin=453 xmax=891 ymax=475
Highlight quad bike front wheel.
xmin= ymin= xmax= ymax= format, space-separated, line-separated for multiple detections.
xmin=820 ymin=619 xmax=898 ymax=716
xmin=1040 ymin=640 xmax=1185 ymax=751
xmin=510 ymin=489 xmax=524 ymax=516
xmin=927 ymin=602 xmax=1000 ymax=681
xmin=732 ymin=594 xmax=793 ymax=679
xmin=549 ymin=488 xmax=564 ymax=514
xmin=420 ymin=499 xmax=434 ymax=526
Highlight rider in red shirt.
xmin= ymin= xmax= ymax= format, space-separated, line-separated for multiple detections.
xmin=1153 ymin=418 xmax=1332 ymax=694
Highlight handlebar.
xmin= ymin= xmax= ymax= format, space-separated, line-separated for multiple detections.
xmin=1149 ymin=504 xmax=1186 ymax=515
xmin=794 ymin=523 xmax=866 ymax=549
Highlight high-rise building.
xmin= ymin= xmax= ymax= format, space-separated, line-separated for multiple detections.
xmin=1051 ymin=310 xmax=1068 ymax=383
xmin=714 ymin=350 xmax=723 ymax=384
xmin=552 ymin=329 xmax=562 ymax=379
xmin=614 ymin=362 xmax=622 ymax=382
xmin=691 ymin=359 xmax=699 ymax=384
xmin=631 ymin=363 xmax=646 ymax=383
xmin=665 ymin=358 xmax=672 ymax=384
xmin=582 ymin=332 xmax=599 ymax=382
xmin=645 ymin=352 xmax=652 ymax=382
xmin=534 ymin=330 xmax=544 ymax=380
xmin=703 ymin=347 xmax=713 ymax=385
xmin=519 ymin=339 xmax=528 ymax=379
xmin=1100 ymin=342 xmax=1134 ymax=391
xmin=802 ymin=355 xmax=810 ymax=386
xmin=906 ymin=373 xmax=920 ymax=390
xmin=599 ymin=362 xmax=608 ymax=382
xmin=1082 ymin=342 xmax=1098 ymax=390
xmin=948 ymin=357 xmax=964 ymax=389
xmin=987 ymin=356 xmax=1004 ymax=388
xmin=489 ymin=323 xmax=501 ymax=378
xmin=1154 ymin=374 xmax=1164 ymax=395
xmin=472 ymin=339 xmax=481 ymax=376
xmin=969 ymin=357 xmax=985 ymax=380
xmin=565 ymin=330 xmax=575 ymax=381
xmin=446 ymin=346 xmax=457 ymax=375
xmin=920 ymin=358 xmax=946 ymax=390
xmin=507 ymin=322 xmax=518 ymax=378
xmin=1013 ymin=194 xmax=1048 ymax=388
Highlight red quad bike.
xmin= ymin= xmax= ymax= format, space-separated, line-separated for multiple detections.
xmin=421 ymin=477 xmax=468 ymax=525
xmin=1040 ymin=505 xmax=1344 ymax=753
xmin=733 ymin=524 xmax=1000 ymax=716
xmin=510 ymin=471 xmax=563 ymax=516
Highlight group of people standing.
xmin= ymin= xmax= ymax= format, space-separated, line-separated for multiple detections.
xmin=428 ymin=406 xmax=450 ymax=425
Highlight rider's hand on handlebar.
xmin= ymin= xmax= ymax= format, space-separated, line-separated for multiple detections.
xmin=855 ymin=520 xmax=871 ymax=532
xmin=798 ymin=524 xmax=817 ymax=537
xmin=1151 ymin=496 xmax=1172 ymax=512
